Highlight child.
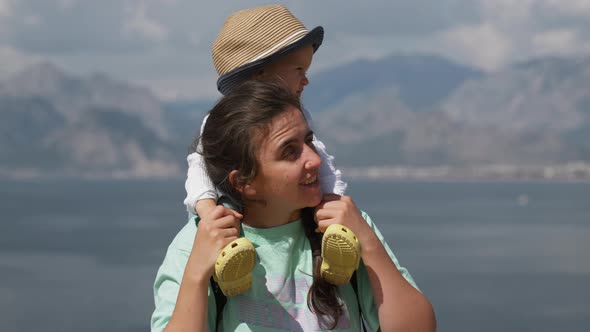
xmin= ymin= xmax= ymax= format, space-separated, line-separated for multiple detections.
xmin=184 ymin=5 xmax=358 ymax=295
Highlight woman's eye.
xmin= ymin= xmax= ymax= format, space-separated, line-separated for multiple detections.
xmin=283 ymin=146 xmax=298 ymax=159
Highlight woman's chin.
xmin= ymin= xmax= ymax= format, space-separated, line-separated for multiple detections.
xmin=299 ymin=181 xmax=322 ymax=202
xmin=304 ymin=191 xmax=323 ymax=207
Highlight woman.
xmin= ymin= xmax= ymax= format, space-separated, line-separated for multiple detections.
xmin=151 ymin=81 xmax=436 ymax=331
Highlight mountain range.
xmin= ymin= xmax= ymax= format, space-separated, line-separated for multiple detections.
xmin=0 ymin=63 xmax=179 ymax=178
xmin=1 ymin=55 xmax=589 ymax=179
xmin=311 ymin=56 xmax=590 ymax=168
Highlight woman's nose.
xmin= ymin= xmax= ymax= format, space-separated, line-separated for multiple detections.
xmin=303 ymin=146 xmax=321 ymax=170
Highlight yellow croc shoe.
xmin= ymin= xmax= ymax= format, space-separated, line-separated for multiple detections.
xmin=321 ymin=224 xmax=361 ymax=285
xmin=213 ymin=237 xmax=256 ymax=297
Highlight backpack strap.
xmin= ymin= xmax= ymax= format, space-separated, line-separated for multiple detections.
xmin=210 ymin=276 xmax=226 ymax=327
xmin=350 ymin=270 xmax=367 ymax=331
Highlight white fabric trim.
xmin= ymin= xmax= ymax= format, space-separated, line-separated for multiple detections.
xmin=249 ymin=29 xmax=308 ymax=63
xmin=313 ymin=138 xmax=347 ymax=195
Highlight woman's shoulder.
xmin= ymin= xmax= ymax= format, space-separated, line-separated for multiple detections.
xmin=166 ymin=217 xmax=198 ymax=253
xmin=359 ymin=210 xmax=377 ymax=228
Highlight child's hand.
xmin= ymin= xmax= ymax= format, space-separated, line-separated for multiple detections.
xmin=314 ymin=194 xmax=375 ymax=247
xmin=195 ymin=198 xmax=217 ymax=218
xmin=190 ymin=205 xmax=243 ymax=278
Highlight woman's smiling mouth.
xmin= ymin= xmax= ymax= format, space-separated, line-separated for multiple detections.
xmin=301 ymin=174 xmax=318 ymax=186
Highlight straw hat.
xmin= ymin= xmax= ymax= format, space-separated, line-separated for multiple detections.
xmin=212 ymin=5 xmax=324 ymax=95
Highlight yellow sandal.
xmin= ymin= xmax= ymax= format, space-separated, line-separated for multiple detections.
xmin=213 ymin=237 xmax=256 ymax=297
xmin=321 ymin=224 xmax=361 ymax=285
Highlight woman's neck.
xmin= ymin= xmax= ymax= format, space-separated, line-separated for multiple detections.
xmin=242 ymin=203 xmax=300 ymax=229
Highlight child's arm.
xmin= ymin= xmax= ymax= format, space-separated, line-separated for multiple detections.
xmin=183 ymin=115 xmax=218 ymax=216
xmin=195 ymin=199 xmax=217 ymax=219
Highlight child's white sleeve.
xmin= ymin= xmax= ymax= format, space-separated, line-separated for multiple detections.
xmin=301 ymin=108 xmax=347 ymax=195
xmin=313 ymin=138 xmax=347 ymax=195
xmin=183 ymin=114 xmax=217 ymax=213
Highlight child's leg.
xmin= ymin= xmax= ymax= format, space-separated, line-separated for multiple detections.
xmin=213 ymin=195 xmax=256 ymax=296
xmin=184 ymin=151 xmax=218 ymax=214
xmin=320 ymin=224 xmax=361 ymax=285
xmin=311 ymin=137 xmax=359 ymax=284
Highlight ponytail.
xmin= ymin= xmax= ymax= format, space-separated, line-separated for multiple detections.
xmin=301 ymin=208 xmax=343 ymax=329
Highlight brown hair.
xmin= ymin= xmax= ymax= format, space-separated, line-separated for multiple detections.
xmin=192 ymin=80 xmax=343 ymax=328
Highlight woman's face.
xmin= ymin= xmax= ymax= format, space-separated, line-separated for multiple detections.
xmin=247 ymin=105 xmax=323 ymax=211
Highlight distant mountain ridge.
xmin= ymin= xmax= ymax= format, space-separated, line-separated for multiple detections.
xmin=303 ymin=54 xmax=484 ymax=112
xmin=1 ymin=54 xmax=590 ymax=179
xmin=312 ymin=55 xmax=590 ymax=168
xmin=0 ymin=63 xmax=180 ymax=178
xmin=0 ymin=62 xmax=168 ymax=138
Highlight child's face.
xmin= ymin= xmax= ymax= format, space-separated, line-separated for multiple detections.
xmin=259 ymin=45 xmax=314 ymax=97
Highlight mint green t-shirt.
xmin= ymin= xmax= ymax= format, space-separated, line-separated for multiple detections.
xmin=151 ymin=211 xmax=418 ymax=332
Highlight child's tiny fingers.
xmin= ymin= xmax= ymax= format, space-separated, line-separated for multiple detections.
xmin=221 ymin=227 xmax=239 ymax=238
xmin=315 ymin=207 xmax=337 ymax=222
xmin=215 ymin=214 xmax=240 ymax=228
xmin=230 ymin=209 xmax=243 ymax=219
xmin=219 ymin=206 xmax=243 ymax=219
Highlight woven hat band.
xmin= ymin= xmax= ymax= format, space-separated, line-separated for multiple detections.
xmin=212 ymin=5 xmax=310 ymax=76
xmin=249 ymin=29 xmax=308 ymax=63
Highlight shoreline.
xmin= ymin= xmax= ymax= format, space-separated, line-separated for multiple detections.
xmin=343 ymin=162 xmax=590 ymax=182
xmin=2 ymin=162 xmax=590 ymax=182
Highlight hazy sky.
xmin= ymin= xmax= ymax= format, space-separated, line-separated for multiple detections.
xmin=1 ymin=0 xmax=590 ymax=100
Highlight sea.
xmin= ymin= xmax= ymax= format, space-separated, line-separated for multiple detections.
xmin=0 ymin=179 xmax=588 ymax=332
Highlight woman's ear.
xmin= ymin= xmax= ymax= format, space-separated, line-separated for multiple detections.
xmin=229 ymin=170 xmax=257 ymax=197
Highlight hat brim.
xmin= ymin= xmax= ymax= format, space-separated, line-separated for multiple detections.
xmin=217 ymin=26 xmax=324 ymax=95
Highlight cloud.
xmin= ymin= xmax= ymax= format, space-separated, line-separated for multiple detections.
xmin=122 ymin=1 xmax=168 ymax=43
xmin=435 ymin=22 xmax=511 ymax=71
xmin=0 ymin=0 xmax=11 ymax=17
xmin=2 ymin=0 xmax=590 ymax=99
xmin=533 ymin=29 xmax=577 ymax=55
xmin=3 ymin=0 xmax=162 ymax=54
xmin=426 ymin=0 xmax=531 ymax=71
xmin=423 ymin=0 xmax=590 ymax=71
xmin=532 ymin=28 xmax=590 ymax=57
xmin=299 ymin=0 xmax=482 ymax=36
xmin=58 ymin=0 xmax=77 ymax=11
xmin=539 ymin=0 xmax=590 ymax=17
xmin=0 ymin=45 xmax=40 ymax=77
xmin=0 ymin=0 xmax=11 ymax=41
xmin=23 ymin=14 xmax=41 ymax=26
xmin=480 ymin=0 xmax=535 ymax=23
